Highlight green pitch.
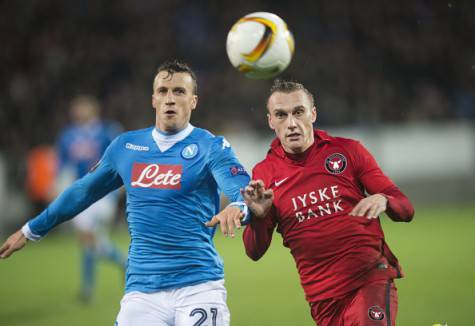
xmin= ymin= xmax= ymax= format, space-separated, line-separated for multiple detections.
xmin=0 ymin=204 xmax=474 ymax=325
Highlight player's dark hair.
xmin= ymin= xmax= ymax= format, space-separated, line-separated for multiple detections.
xmin=267 ymin=79 xmax=315 ymax=109
xmin=156 ymin=60 xmax=198 ymax=95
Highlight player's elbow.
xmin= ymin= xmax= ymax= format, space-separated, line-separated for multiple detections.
xmin=243 ymin=229 xmax=271 ymax=261
xmin=243 ymin=238 xmax=267 ymax=261
xmin=245 ymin=248 xmax=264 ymax=261
xmin=400 ymin=200 xmax=415 ymax=222
xmin=404 ymin=206 xmax=415 ymax=222
xmin=390 ymin=205 xmax=415 ymax=222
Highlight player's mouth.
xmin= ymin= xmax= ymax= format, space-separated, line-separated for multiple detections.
xmin=287 ymin=132 xmax=301 ymax=140
xmin=164 ymin=109 xmax=177 ymax=116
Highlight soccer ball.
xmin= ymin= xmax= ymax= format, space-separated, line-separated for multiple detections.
xmin=226 ymin=12 xmax=295 ymax=79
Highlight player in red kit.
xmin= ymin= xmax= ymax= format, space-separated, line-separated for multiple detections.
xmin=242 ymin=79 xmax=414 ymax=326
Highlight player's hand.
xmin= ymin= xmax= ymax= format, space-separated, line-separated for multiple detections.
xmin=0 ymin=229 xmax=28 ymax=259
xmin=349 ymin=194 xmax=388 ymax=219
xmin=241 ymin=180 xmax=274 ymax=219
xmin=205 ymin=206 xmax=244 ymax=238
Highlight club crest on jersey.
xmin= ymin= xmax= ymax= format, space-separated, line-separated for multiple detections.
xmin=181 ymin=144 xmax=199 ymax=159
xmin=325 ymin=153 xmax=347 ymax=174
xmin=368 ymin=306 xmax=385 ymax=321
xmin=131 ymin=163 xmax=182 ymax=189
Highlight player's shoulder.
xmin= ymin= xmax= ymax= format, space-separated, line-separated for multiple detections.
xmin=58 ymin=123 xmax=77 ymax=138
xmin=253 ymin=159 xmax=269 ymax=173
xmin=109 ymin=126 xmax=154 ymax=148
xmin=191 ymin=127 xmax=215 ymax=141
xmin=102 ymin=120 xmax=123 ymax=133
xmin=191 ymin=127 xmax=230 ymax=148
xmin=318 ymin=129 xmax=362 ymax=151
xmin=119 ymin=126 xmax=154 ymax=140
xmin=252 ymin=154 xmax=275 ymax=180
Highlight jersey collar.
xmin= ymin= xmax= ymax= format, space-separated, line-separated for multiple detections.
xmin=269 ymin=129 xmax=331 ymax=163
xmin=152 ymin=124 xmax=195 ymax=152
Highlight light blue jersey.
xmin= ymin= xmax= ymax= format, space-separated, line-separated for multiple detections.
xmin=57 ymin=120 xmax=121 ymax=178
xmin=26 ymin=125 xmax=250 ymax=293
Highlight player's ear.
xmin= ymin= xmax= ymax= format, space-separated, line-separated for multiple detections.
xmin=311 ymin=106 xmax=317 ymax=123
xmin=191 ymin=95 xmax=198 ymax=110
xmin=267 ymin=113 xmax=275 ymax=130
xmin=151 ymin=94 xmax=157 ymax=110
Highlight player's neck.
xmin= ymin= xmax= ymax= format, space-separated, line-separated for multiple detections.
xmin=155 ymin=124 xmax=190 ymax=136
xmin=154 ymin=124 xmax=194 ymax=140
xmin=283 ymin=136 xmax=315 ymax=155
xmin=284 ymin=140 xmax=315 ymax=161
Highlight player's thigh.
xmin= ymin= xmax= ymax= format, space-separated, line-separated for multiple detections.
xmin=115 ymin=291 xmax=174 ymax=326
xmin=310 ymin=295 xmax=352 ymax=326
xmin=95 ymin=195 xmax=118 ymax=223
xmin=175 ymin=280 xmax=230 ymax=326
xmin=73 ymin=196 xmax=116 ymax=232
xmin=344 ymin=279 xmax=398 ymax=326
xmin=72 ymin=206 xmax=97 ymax=232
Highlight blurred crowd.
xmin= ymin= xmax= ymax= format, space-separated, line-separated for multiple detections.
xmin=1 ymin=0 xmax=474 ymax=162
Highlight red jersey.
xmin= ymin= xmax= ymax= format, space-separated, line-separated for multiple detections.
xmin=243 ymin=129 xmax=414 ymax=303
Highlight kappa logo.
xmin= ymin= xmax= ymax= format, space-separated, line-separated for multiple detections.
xmin=181 ymin=144 xmax=199 ymax=159
xmin=126 ymin=143 xmax=150 ymax=151
xmin=368 ymin=306 xmax=385 ymax=321
xmin=325 ymin=153 xmax=347 ymax=174
xmin=274 ymin=177 xmax=288 ymax=187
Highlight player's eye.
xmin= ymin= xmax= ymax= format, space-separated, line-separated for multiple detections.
xmin=295 ymin=109 xmax=304 ymax=116
xmin=174 ymin=88 xmax=186 ymax=94
xmin=158 ymin=88 xmax=168 ymax=94
xmin=275 ymin=112 xmax=286 ymax=118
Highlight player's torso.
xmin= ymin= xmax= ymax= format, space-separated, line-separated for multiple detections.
xmin=258 ymin=137 xmax=396 ymax=301
xmin=113 ymin=128 xmax=218 ymax=228
xmin=268 ymin=143 xmax=362 ymax=230
xmin=118 ymin=139 xmax=209 ymax=196
xmin=111 ymin=128 xmax=226 ymax=291
xmin=263 ymin=141 xmax=385 ymax=258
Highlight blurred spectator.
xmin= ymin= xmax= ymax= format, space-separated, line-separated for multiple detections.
xmin=56 ymin=95 xmax=126 ymax=303
xmin=25 ymin=145 xmax=57 ymax=214
xmin=0 ymin=0 xmax=474 ymax=190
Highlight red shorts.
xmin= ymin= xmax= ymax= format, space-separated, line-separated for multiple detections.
xmin=310 ymin=280 xmax=398 ymax=326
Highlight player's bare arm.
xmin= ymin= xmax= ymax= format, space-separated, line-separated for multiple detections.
xmin=349 ymin=194 xmax=388 ymax=219
xmin=0 ymin=229 xmax=27 ymax=259
xmin=206 ymin=206 xmax=244 ymax=238
xmin=242 ymin=179 xmax=274 ymax=219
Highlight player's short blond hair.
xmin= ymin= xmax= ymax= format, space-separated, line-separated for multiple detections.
xmin=267 ymin=79 xmax=315 ymax=110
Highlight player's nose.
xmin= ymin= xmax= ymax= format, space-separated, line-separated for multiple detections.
xmin=287 ymin=115 xmax=297 ymax=128
xmin=165 ymin=90 xmax=175 ymax=103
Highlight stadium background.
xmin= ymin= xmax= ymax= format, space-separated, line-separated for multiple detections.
xmin=0 ymin=1 xmax=474 ymax=325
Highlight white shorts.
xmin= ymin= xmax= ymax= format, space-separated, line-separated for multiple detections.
xmin=115 ymin=279 xmax=230 ymax=326
xmin=72 ymin=195 xmax=117 ymax=233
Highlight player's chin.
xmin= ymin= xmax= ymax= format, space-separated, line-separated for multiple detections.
xmin=289 ymin=143 xmax=308 ymax=154
xmin=160 ymin=121 xmax=182 ymax=133
xmin=285 ymin=139 xmax=303 ymax=148
xmin=162 ymin=113 xmax=178 ymax=120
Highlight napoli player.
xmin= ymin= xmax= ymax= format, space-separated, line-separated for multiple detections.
xmin=0 ymin=61 xmax=250 ymax=326
xmin=57 ymin=95 xmax=126 ymax=302
xmin=242 ymin=80 xmax=414 ymax=325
